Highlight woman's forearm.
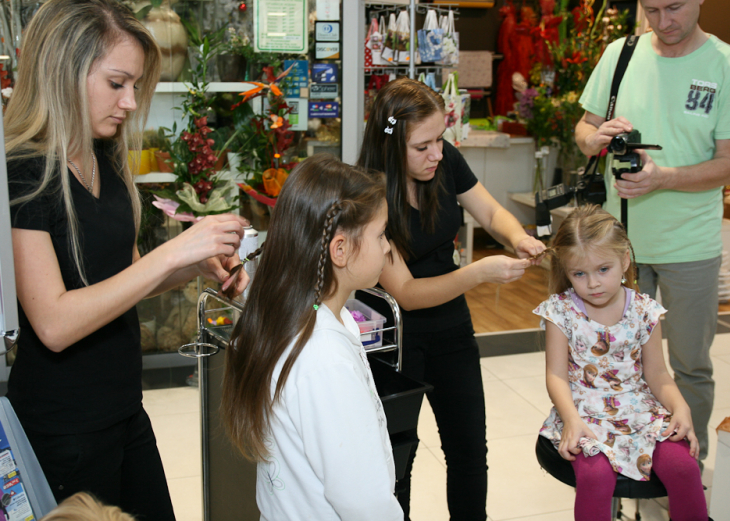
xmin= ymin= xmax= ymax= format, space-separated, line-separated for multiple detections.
xmin=388 ymin=262 xmax=485 ymax=311
xmin=16 ymin=237 xmax=183 ymax=352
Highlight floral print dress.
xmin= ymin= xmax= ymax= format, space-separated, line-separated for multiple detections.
xmin=533 ymin=288 xmax=672 ymax=481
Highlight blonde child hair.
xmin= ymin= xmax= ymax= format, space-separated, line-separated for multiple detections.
xmin=40 ymin=492 xmax=135 ymax=521
xmin=548 ymin=204 xmax=637 ymax=295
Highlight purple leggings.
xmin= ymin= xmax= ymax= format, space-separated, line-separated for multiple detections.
xmin=570 ymin=439 xmax=707 ymax=520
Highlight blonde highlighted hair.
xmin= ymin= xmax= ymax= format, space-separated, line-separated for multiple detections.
xmin=39 ymin=492 xmax=135 ymax=521
xmin=549 ymin=204 xmax=637 ymax=295
xmin=6 ymin=0 xmax=160 ymax=285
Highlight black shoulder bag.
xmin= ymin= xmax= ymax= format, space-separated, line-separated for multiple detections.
xmin=535 ymin=35 xmax=641 ymax=237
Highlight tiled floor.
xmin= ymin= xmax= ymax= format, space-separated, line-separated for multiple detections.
xmin=146 ymin=332 xmax=730 ymax=520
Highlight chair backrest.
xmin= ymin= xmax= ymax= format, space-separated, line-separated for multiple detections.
xmin=0 ymin=397 xmax=57 ymax=517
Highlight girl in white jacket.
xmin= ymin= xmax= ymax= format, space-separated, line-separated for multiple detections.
xmin=222 ymin=154 xmax=403 ymax=521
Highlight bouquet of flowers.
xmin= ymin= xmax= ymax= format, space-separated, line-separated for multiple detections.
xmin=152 ymin=31 xmax=238 ymax=222
xmin=229 ymin=66 xmax=297 ymax=207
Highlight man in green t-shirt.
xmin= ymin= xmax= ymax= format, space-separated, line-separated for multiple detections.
xmin=575 ymin=0 xmax=730 ymax=466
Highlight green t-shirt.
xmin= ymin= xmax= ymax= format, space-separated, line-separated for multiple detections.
xmin=580 ymin=34 xmax=730 ymax=264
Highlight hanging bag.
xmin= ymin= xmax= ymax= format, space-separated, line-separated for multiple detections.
xmin=418 ymin=9 xmax=444 ymax=63
xmin=395 ymin=9 xmax=411 ymax=64
xmin=381 ymin=13 xmax=398 ymax=63
xmin=438 ymin=10 xmax=459 ymax=66
xmin=364 ymin=17 xmax=377 ymax=70
xmin=425 ymin=72 xmax=438 ymax=91
xmin=366 ymin=16 xmax=388 ymax=67
xmin=441 ymin=73 xmax=463 ymax=146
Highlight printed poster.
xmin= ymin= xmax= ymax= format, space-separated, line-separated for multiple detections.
xmin=254 ymin=0 xmax=308 ymax=53
xmin=282 ymin=59 xmax=309 ymax=97
xmin=284 ymin=98 xmax=308 ymax=131
xmin=0 ymin=423 xmax=36 ymax=521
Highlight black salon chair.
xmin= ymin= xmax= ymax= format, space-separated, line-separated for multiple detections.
xmin=536 ymin=435 xmax=667 ymax=520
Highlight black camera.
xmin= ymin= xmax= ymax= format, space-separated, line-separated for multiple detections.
xmin=607 ymin=129 xmax=662 ymax=179
xmin=534 ymin=129 xmax=662 ymax=237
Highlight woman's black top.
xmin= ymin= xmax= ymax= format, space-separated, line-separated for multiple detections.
xmin=7 ymin=143 xmax=142 ymax=435
xmin=359 ymin=140 xmax=478 ymax=334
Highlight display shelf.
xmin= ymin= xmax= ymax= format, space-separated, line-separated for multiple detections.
xmin=134 ymin=172 xmax=177 ymax=183
xmin=154 ymin=82 xmax=255 ymax=94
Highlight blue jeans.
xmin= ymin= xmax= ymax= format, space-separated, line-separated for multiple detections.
xmin=397 ymin=320 xmax=488 ymax=521
xmin=24 ymin=407 xmax=175 ymax=520
xmin=637 ymin=256 xmax=720 ymax=463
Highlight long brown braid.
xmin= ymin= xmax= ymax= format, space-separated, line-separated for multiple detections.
xmin=314 ymin=201 xmax=343 ymax=308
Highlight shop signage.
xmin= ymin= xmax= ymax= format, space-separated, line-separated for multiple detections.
xmin=309 ymin=101 xmax=340 ymax=118
xmin=311 ymin=63 xmax=338 ymax=83
xmin=254 ymin=0 xmax=308 ymax=53
xmin=310 ymin=84 xmax=338 ymax=99
xmin=282 ymin=59 xmax=309 ymax=97
xmin=315 ymin=22 xmax=340 ymax=42
xmin=315 ymin=0 xmax=340 ymax=21
xmin=315 ymin=43 xmax=340 ymax=60
xmin=284 ymin=98 xmax=308 ymax=131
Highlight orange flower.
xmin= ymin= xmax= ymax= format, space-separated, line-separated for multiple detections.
xmin=237 ymin=82 xmax=266 ymax=104
xmin=262 ymin=167 xmax=289 ymax=197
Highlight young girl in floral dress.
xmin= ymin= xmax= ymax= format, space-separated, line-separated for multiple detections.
xmin=534 ymin=205 xmax=709 ymax=520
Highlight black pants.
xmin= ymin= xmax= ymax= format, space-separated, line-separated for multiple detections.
xmin=397 ymin=321 xmax=488 ymax=521
xmin=24 ymin=407 xmax=175 ymax=521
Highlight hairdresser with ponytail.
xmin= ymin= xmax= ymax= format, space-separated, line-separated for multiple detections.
xmin=6 ymin=1 xmax=248 ymax=518
xmin=357 ymin=77 xmax=545 ymax=520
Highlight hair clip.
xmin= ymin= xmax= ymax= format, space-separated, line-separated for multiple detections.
xmin=384 ymin=116 xmax=397 ymax=134
xmin=313 ymin=304 xmax=319 ymax=311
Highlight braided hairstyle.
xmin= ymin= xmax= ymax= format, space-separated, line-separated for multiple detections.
xmin=222 ymin=154 xmax=386 ymax=462
xmin=549 ymin=204 xmax=638 ymax=295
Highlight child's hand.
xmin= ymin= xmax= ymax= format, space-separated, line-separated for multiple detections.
xmin=559 ymin=419 xmax=598 ymax=461
xmin=661 ymin=408 xmax=700 ymax=459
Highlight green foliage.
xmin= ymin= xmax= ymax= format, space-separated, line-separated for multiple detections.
xmin=132 ymin=0 xmax=162 ymax=20
xmin=518 ymin=0 xmax=632 ymax=164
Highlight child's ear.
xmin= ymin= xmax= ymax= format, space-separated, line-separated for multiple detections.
xmin=622 ymin=249 xmax=631 ymax=273
xmin=329 ymin=233 xmax=349 ymax=268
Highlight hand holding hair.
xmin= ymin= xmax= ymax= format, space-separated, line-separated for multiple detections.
xmin=474 ymin=255 xmax=532 ymax=285
xmin=161 ymin=213 xmax=249 ymax=275
xmin=514 ymin=236 xmax=547 ymax=263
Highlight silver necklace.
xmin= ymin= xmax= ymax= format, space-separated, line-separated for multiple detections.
xmin=67 ymin=152 xmax=96 ymax=193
